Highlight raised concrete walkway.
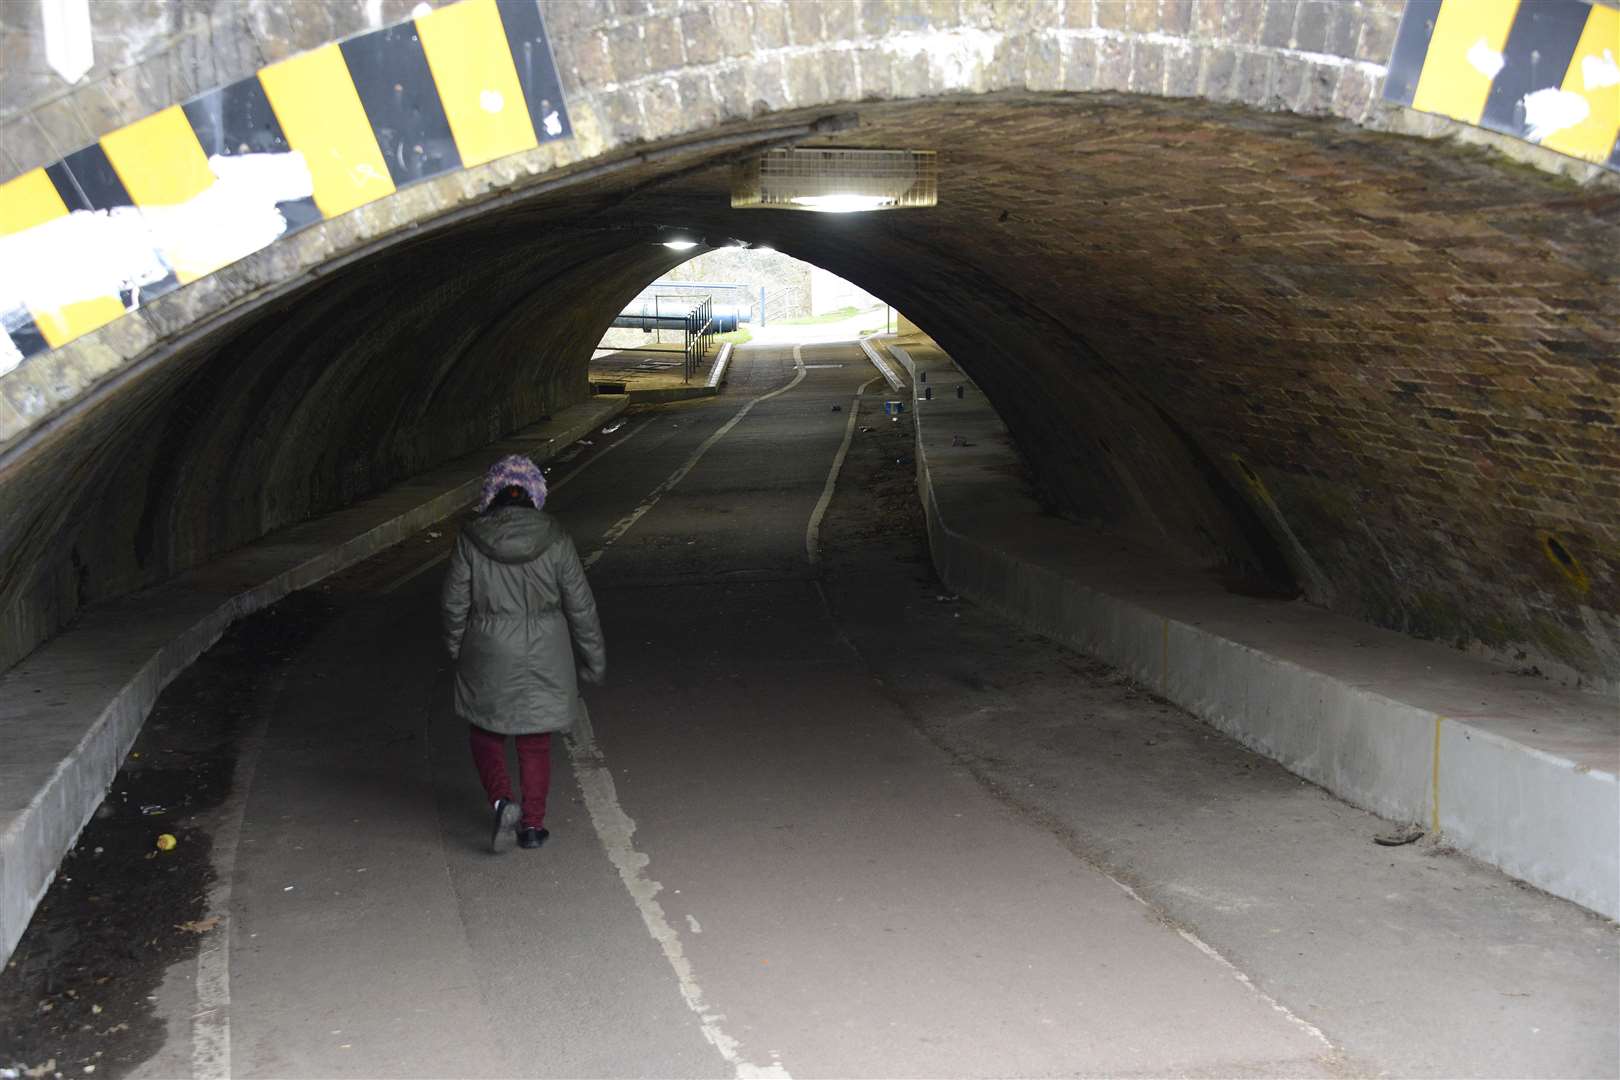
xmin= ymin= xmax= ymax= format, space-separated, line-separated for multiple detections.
xmin=0 ymin=399 xmax=626 ymax=963
xmin=890 ymin=339 xmax=1619 ymax=921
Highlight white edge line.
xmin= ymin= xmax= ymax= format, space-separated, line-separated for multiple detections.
xmin=569 ymin=346 xmax=811 ymax=1077
xmin=1099 ymin=868 xmax=1331 ymax=1050
xmin=581 ymin=344 xmax=806 ymax=570
xmin=567 ymin=706 xmax=790 ymax=1080
xmin=807 ymin=374 xmax=882 ymax=565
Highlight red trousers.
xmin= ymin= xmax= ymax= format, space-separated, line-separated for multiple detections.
xmin=468 ymin=725 xmax=552 ymax=829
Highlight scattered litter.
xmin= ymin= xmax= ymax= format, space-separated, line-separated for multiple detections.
xmin=1 ymin=1067 xmax=18 ymax=1079
xmin=831 ymin=404 xmax=842 ymax=412
xmin=426 ymin=531 xmax=442 ymax=540
xmin=140 ymin=804 xmax=166 ymax=816
xmin=22 ymin=1060 xmax=53 ymax=1079
xmin=283 ymin=885 xmax=295 ymax=892
xmin=601 ymin=421 xmax=624 ymax=434
xmin=93 ymin=847 xmax=103 ymax=856
xmin=860 ymin=426 xmax=874 ymax=433
xmin=895 ymin=455 xmax=913 ymax=465
xmin=950 ymin=435 xmax=973 ymax=447
xmin=1374 ymin=825 xmax=1425 ymax=847
xmin=580 ymin=440 xmax=594 ymax=446
xmin=935 ymin=594 xmax=959 ymax=603
xmin=176 ymin=916 xmax=221 ymax=934
xmin=154 ymin=834 xmax=177 ymax=852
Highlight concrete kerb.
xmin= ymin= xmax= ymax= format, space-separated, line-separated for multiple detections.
xmin=0 ymin=398 xmax=627 ymax=964
xmin=706 ymin=342 xmax=734 ymax=389
xmin=896 ymin=339 xmax=1619 ymax=921
xmin=858 ymin=334 xmax=906 ymax=392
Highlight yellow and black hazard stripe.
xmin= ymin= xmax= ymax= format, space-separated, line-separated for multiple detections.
xmin=1386 ymin=0 xmax=1620 ymax=170
xmin=0 ymin=0 xmax=570 ymax=366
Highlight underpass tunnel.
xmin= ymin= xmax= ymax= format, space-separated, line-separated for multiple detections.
xmin=2 ymin=1 xmax=1620 ymax=1069
xmin=3 ymin=94 xmax=1615 ymax=691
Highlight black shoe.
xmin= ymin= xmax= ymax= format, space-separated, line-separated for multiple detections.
xmin=490 ymin=799 xmax=520 ymax=854
xmin=517 ymin=827 xmax=549 ymax=850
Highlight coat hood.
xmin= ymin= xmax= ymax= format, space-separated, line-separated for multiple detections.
xmin=463 ymin=507 xmax=565 ymax=564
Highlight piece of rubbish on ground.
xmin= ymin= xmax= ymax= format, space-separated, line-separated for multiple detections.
xmin=177 ymin=916 xmax=221 ymax=934
xmin=951 ymin=434 xmax=973 ymax=446
xmin=601 ymin=421 xmax=624 ymax=434
xmin=427 ymin=531 xmax=442 ymax=539
xmin=140 ymin=804 xmax=165 ymax=816
xmin=154 ymin=833 xmax=177 ymax=851
xmin=860 ymin=426 xmax=874 ymax=433
xmin=831 ymin=404 xmax=842 ymax=412
xmin=283 ymin=885 xmax=295 ymax=891
xmin=935 ymin=594 xmax=959 ymax=602
xmin=896 ymin=455 xmax=913 ymax=465
xmin=1373 ymin=825 xmax=1425 ymax=847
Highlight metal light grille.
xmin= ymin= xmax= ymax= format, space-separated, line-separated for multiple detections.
xmin=731 ymin=148 xmax=938 ymax=211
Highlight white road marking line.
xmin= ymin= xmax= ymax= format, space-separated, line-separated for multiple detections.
xmin=378 ymin=419 xmax=647 ymax=595
xmin=807 ymin=374 xmax=882 ymax=565
xmin=581 ymin=345 xmax=807 ymax=570
xmin=1104 ymin=877 xmax=1333 ymax=1050
xmin=567 ymin=706 xmax=788 ymax=1079
xmin=190 ymin=682 xmax=283 ymax=1080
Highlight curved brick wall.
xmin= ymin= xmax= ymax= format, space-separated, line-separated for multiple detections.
xmin=0 ymin=1 xmax=1617 ymax=692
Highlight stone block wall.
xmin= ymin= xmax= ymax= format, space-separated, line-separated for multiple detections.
xmin=1 ymin=0 xmax=1616 ymax=693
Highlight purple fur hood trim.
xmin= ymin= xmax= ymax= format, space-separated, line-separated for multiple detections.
xmin=478 ymin=453 xmax=548 ymax=512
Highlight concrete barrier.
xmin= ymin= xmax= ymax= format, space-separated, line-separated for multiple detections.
xmin=707 ymin=342 xmax=734 ymax=389
xmin=0 ymin=399 xmax=627 ymax=963
xmin=897 ymin=340 xmax=1618 ymax=920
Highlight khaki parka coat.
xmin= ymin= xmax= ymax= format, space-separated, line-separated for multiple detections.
xmin=441 ymin=506 xmax=605 ymax=735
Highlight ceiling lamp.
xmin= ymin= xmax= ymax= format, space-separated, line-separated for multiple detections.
xmin=731 ymin=148 xmax=937 ymax=212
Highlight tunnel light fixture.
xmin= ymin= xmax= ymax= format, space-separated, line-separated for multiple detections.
xmin=790 ymin=194 xmax=894 ymax=213
xmin=731 ymin=148 xmax=937 ymax=212
xmin=662 ymin=239 xmax=699 ymax=251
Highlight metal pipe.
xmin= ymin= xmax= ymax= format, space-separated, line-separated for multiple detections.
xmin=612 ymin=302 xmax=748 ymax=333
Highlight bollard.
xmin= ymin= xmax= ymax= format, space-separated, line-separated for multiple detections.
xmin=920 ymin=371 xmax=927 ymax=382
xmin=924 ymin=386 xmax=932 ymax=400
xmin=956 ymin=384 xmax=964 ymax=399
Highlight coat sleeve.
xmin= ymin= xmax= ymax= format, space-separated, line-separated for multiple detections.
xmin=556 ymin=535 xmax=606 ymax=685
xmin=441 ymin=534 xmax=473 ymax=660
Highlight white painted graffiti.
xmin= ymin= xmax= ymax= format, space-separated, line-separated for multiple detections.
xmin=0 ymin=150 xmax=314 ymax=353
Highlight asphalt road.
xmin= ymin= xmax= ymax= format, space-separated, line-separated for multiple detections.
xmin=28 ymin=341 xmax=1610 ymax=1079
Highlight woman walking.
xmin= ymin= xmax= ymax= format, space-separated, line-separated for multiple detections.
xmin=442 ymin=454 xmax=606 ymax=853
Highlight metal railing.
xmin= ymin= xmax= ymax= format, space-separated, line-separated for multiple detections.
xmin=683 ymin=296 xmax=715 ymax=383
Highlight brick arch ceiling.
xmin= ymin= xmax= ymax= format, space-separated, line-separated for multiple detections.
xmin=0 ymin=91 xmax=1614 ymax=695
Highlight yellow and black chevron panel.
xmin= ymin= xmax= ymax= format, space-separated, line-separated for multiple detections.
xmin=1386 ymin=0 xmax=1620 ymax=170
xmin=0 ymin=0 xmax=569 ymax=371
